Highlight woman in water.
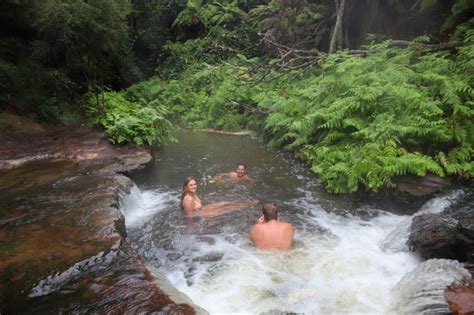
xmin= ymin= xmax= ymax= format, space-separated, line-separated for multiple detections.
xmin=181 ymin=176 xmax=258 ymax=217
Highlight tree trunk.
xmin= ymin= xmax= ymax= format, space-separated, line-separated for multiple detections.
xmin=329 ymin=0 xmax=347 ymax=54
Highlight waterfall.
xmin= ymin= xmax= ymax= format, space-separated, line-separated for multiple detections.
xmin=119 ymin=184 xmax=178 ymax=228
xmin=387 ymin=259 xmax=471 ymax=314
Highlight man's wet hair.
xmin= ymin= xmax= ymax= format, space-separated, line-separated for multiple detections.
xmin=236 ymin=163 xmax=247 ymax=169
xmin=262 ymin=203 xmax=278 ymax=221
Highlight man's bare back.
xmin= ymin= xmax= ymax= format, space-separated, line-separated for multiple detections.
xmin=249 ymin=203 xmax=294 ymax=249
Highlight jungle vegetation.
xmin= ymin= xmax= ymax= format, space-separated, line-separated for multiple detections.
xmin=1 ymin=0 xmax=472 ymax=192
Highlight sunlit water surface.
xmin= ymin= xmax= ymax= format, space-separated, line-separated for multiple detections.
xmin=122 ymin=130 xmax=469 ymax=314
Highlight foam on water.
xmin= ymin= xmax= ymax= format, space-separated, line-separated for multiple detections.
xmin=120 ymin=184 xmax=178 ymax=228
xmin=121 ymin=131 xmax=470 ymax=314
xmin=124 ymin=187 xmax=424 ymax=314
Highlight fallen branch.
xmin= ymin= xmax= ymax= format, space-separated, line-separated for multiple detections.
xmin=225 ymin=97 xmax=272 ymax=116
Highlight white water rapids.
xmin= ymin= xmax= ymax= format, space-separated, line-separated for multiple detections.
xmin=121 ymin=186 xmax=470 ymax=314
xmin=120 ymin=131 xmax=470 ymax=314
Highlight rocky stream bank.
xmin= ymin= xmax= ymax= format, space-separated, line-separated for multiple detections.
xmin=0 ymin=126 xmax=196 ymax=314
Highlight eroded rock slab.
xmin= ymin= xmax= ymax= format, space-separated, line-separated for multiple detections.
xmin=0 ymin=127 xmax=196 ymax=314
xmin=0 ymin=126 xmax=152 ymax=174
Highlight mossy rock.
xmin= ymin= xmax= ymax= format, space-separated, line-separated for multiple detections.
xmin=0 ymin=113 xmax=46 ymax=133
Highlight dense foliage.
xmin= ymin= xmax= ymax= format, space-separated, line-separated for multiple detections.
xmin=280 ymin=40 xmax=473 ymax=192
xmin=84 ymin=86 xmax=173 ymax=146
xmin=1 ymin=0 xmax=472 ymax=192
xmin=127 ymin=32 xmax=473 ymax=192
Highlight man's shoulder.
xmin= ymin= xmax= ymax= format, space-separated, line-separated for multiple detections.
xmin=279 ymin=221 xmax=294 ymax=231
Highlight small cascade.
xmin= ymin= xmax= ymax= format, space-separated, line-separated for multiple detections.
xmin=119 ymin=184 xmax=145 ymax=221
xmin=119 ymin=184 xmax=178 ymax=227
xmin=416 ymin=189 xmax=465 ymax=215
xmin=380 ymin=190 xmax=464 ymax=252
xmin=387 ymin=259 xmax=471 ymax=314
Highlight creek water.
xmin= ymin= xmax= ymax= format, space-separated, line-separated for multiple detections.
xmin=123 ymin=130 xmax=470 ymax=314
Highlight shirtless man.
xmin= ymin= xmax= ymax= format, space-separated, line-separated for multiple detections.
xmin=249 ymin=203 xmax=294 ymax=249
xmin=214 ymin=163 xmax=254 ymax=183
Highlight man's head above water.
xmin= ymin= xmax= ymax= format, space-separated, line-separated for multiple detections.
xmin=262 ymin=203 xmax=278 ymax=222
xmin=235 ymin=163 xmax=247 ymax=177
xmin=212 ymin=163 xmax=253 ymax=184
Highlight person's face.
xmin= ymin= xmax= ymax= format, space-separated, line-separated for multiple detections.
xmin=236 ymin=165 xmax=246 ymax=177
xmin=186 ymin=179 xmax=198 ymax=193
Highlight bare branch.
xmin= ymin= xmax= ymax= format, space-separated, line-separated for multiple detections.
xmin=224 ymin=97 xmax=271 ymax=115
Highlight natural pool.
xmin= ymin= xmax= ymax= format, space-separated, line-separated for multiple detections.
xmin=123 ymin=130 xmax=469 ymax=314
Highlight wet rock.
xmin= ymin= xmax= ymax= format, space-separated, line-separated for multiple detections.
xmin=445 ymin=284 xmax=474 ymax=315
xmin=0 ymin=173 xmax=126 ymax=310
xmin=388 ymin=259 xmax=471 ymax=315
xmin=408 ymin=214 xmax=465 ymax=260
xmin=24 ymin=244 xmax=195 ymax=314
xmin=397 ymin=173 xmax=451 ymax=196
xmin=0 ymin=170 xmax=195 ymax=313
xmin=407 ymin=191 xmax=474 ymax=262
xmin=0 ymin=126 xmax=152 ymax=175
xmin=0 ymin=126 xmax=196 ymax=313
xmin=447 ymin=193 xmax=474 ymax=261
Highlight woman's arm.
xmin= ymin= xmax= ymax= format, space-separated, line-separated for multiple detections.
xmin=202 ymin=199 xmax=259 ymax=217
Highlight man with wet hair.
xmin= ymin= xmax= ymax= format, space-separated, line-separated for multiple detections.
xmin=214 ymin=163 xmax=254 ymax=183
xmin=249 ymin=203 xmax=294 ymax=249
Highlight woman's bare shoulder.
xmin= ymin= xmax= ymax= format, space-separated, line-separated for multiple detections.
xmin=182 ymin=194 xmax=194 ymax=201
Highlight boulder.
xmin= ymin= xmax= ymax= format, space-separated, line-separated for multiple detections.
xmin=407 ymin=191 xmax=474 ymax=262
xmin=397 ymin=173 xmax=451 ymax=196
xmin=408 ymin=214 xmax=466 ymax=260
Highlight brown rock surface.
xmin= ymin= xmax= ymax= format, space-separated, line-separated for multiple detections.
xmin=445 ymin=283 xmax=474 ymax=315
xmin=0 ymin=125 xmax=152 ymax=174
xmin=0 ymin=126 xmax=196 ymax=314
xmin=397 ymin=173 xmax=451 ymax=196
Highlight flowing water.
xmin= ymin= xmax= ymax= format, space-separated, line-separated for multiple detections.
xmin=123 ymin=130 xmax=470 ymax=314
